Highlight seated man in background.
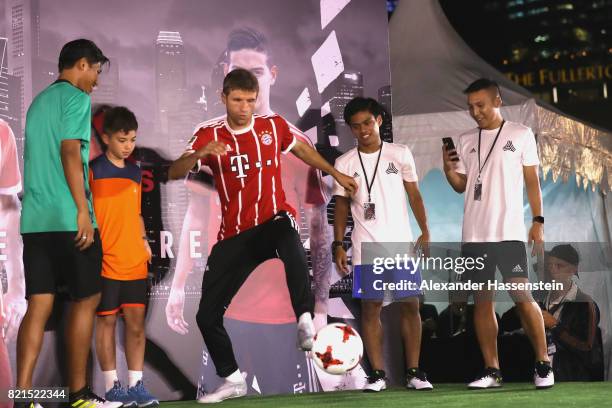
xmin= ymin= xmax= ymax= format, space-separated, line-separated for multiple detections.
xmin=501 ymin=244 xmax=603 ymax=381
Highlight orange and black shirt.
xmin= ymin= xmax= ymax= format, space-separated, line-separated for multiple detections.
xmin=90 ymin=154 xmax=148 ymax=280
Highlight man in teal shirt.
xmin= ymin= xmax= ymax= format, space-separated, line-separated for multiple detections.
xmin=17 ymin=39 xmax=121 ymax=408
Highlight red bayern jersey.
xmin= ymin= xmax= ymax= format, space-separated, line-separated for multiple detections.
xmin=187 ymin=115 xmax=328 ymax=206
xmin=187 ymin=114 xmax=299 ymax=241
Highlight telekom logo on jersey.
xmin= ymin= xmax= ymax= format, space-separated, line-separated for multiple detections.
xmin=229 ymin=153 xmax=273 ymax=179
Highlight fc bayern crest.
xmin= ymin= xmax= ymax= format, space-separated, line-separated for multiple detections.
xmin=260 ymin=131 xmax=273 ymax=146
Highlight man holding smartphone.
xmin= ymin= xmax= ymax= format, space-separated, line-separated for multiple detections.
xmin=442 ymin=78 xmax=553 ymax=389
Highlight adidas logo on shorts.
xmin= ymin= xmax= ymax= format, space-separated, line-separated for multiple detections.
xmin=470 ymin=148 xmax=476 ymax=153
xmin=353 ymin=172 xmax=360 ymax=178
xmin=512 ymin=264 xmax=523 ymax=273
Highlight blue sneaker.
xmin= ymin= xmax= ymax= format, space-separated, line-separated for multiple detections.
xmin=127 ymin=380 xmax=159 ymax=408
xmin=105 ymin=381 xmax=137 ymax=408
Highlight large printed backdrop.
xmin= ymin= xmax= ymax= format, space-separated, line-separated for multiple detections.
xmin=0 ymin=0 xmax=392 ymax=400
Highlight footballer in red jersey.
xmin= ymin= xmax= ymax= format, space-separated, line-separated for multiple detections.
xmin=166 ymin=28 xmax=334 ymax=398
xmin=168 ymin=68 xmax=356 ymax=403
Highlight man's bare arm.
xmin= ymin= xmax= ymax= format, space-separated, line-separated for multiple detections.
xmin=168 ymin=141 xmax=228 ymax=180
xmin=61 ymin=139 xmax=93 ymax=250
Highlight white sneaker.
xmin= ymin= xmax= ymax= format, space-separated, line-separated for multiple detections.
xmin=468 ymin=368 xmax=503 ymax=389
xmin=534 ymin=361 xmax=554 ymax=389
xmin=197 ymin=378 xmax=247 ymax=404
xmin=406 ymin=368 xmax=433 ymax=390
xmin=297 ymin=312 xmax=315 ymax=351
xmin=363 ymin=377 xmax=387 ymax=393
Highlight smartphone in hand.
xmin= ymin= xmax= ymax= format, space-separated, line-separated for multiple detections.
xmin=442 ymin=137 xmax=459 ymax=161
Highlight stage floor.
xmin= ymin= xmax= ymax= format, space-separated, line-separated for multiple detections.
xmin=160 ymin=382 xmax=611 ymax=407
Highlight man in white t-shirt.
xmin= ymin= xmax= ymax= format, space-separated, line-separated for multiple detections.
xmin=333 ymin=97 xmax=432 ymax=392
xmin=442 ymin=78 xmax=553 ymax=389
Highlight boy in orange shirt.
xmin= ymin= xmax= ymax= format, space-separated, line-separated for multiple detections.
xmin=90 ymin=106 xmax=158 ymax=407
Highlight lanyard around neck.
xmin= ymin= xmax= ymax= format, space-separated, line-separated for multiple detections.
xmin=477 ymin=120 xmax=505 ymax=181
xmin=357 ymin=141 xmax=383 ymax=203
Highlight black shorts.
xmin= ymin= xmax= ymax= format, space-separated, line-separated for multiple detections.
xmin=460 ymin=241 xmax=529 ymax=283
xmin=97 ymin=277 xmax=148 ymax=315
xmin=22 ymin=230 xmax=102 ymax=300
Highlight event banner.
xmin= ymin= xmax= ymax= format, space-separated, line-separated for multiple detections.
xmin=0 ymin=0 xmax=392 ymax=400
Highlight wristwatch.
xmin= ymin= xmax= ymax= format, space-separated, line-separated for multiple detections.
xmin=533 ymin=216 xmax=544 ymax=224
xmin=331 ymin=240 xmax=344 ymax=254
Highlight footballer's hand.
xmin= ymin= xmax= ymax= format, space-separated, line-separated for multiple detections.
xmin=334 ymin=246 xmax=350 ymax=276
xmin=196 ymin=141 xmax=227 ymax=159
xmin=75 ymin=210 xmax=94 ymax=251
xmin=166 ymin=287 xmax=189 ymax=335
xmin=333 ymin=171 xmax=358 ymax=196
xmin=528 ymin=222 xmax=544 ymax=257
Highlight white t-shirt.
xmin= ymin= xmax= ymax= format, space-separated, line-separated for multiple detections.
xmin=332 ymin=142 xmax=418 ymax=265
xmin=455 ymin=120 xmax=539 ymax=242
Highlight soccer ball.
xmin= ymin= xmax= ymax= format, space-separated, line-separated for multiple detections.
xmin=311 ymin=323 xmax=363 ymax=375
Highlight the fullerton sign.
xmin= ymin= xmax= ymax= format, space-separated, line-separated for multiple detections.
xmin=505 ymin=63 xmax=612 ymax=88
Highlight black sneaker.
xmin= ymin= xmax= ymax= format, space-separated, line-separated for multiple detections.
xmin=534 ymin=361 xmax=554 ymax=389
xmin=468 ymin=367 xmax=503 ymax=389
xmin=69 ymin=387 xmax=124 ymax=408
xmin=363 ymin=370 xmax=387 ymax=393
xmin=406 ymin=367 xmax=433 ymax=390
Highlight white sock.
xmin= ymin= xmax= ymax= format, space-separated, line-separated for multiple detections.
xmin=225 ymin=369 xmax=243 ymax=383
xmin=128 ymin=370 xmax=143 ymax=387
xmin=103 ymin=370 xmax=118 ymax=392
